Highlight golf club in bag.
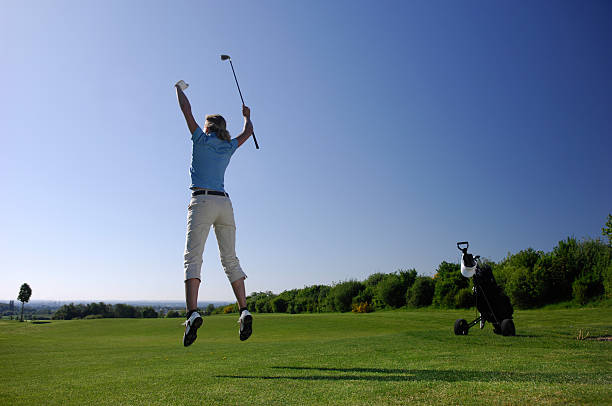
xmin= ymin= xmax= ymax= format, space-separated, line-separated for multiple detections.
xmin=221 ymin=54 xmax=259 ymax=149
xmin=454 ymin=241 xmax=516 ymax=336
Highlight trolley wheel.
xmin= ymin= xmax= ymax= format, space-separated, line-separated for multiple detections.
xmin=501 ymin=319 xmax=516 ymax=336
xmin=454 ymin=319 xmax=469 ymax=335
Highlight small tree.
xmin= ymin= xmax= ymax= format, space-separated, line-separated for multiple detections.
xmin=271 ymin=297 xmax=288 ymax=313
xmin=330 ymin=281 xmax=364 ymax=312
xmin=18 ymin=283 xmax=32 ymax=322
xmin=141 ymin=307 xmax=158 ymax=318
xmin=432 ymin=261 xmax=466 ymax=308
xmin=205 ymin=303 xmax=215 ymax=315
xmin=377 ymin=274 xmax=407 ymax=308
xmin=406 ymin=276 xmax=436 ymax=308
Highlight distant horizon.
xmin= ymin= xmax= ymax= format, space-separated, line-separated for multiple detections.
xmin=0 ymin=299 xmax=231 ymax=305
xmin=4 ymin=229 xmax=610 ymax=304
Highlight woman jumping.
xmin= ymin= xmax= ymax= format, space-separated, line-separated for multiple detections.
xmin=175 ymin=81 xmax=254 ymax=346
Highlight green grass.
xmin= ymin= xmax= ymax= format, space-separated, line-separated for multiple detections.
xmin=1 ymin=308 xmax=611 ymax=405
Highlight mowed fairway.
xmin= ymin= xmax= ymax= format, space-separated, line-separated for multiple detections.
xmin=1 ymin=308 xmax=611 ymax=405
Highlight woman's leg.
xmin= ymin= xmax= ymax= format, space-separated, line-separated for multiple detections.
xmin=185 ymin=278 xmax=201 ymax=312
xmin=183 ymin=196 xmax=214 ymax=312
xmin=214 ymin=197 xmax=248 ymax=306
xmin=214 ymin=197 xmax=252 ymax=341
xmin=182 ymin=196 xmax=218 ymax=347
xmin=231 ymin=276 xmax=252 ymax=341
xmin=230 ymin=277 xmax=247 ymax=309
xmin=216 ymin=222 xmax=248 ymax=306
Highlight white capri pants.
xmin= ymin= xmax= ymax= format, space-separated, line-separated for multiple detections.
xmin=183 ymin=193 xmax=247 ymax=283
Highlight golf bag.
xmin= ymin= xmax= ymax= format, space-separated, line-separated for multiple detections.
xmin=454 ymin=241 xmax=516 ymax=336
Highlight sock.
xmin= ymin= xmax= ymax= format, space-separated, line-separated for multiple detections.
xmin=186 ymin=309 xmax=198 ymax=319
xmin=239 ymin=307 xmax=248 ymax=313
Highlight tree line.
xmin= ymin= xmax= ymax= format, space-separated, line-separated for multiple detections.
xmin=48 ymin=215 xmax=611 ymax=318
xmin=214 ymin=216 xmax=612 ymax=314
xmin=52 ymin=302 xmax=159 ymax=320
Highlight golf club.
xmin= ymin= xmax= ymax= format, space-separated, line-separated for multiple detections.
xmin=221 ymin=54 xmax=259 ymax=149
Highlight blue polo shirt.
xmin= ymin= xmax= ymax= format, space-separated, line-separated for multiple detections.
xmin=189 ymin=126 xmax=239 ymax=192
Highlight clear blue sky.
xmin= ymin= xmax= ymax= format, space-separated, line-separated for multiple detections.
xmin=1 ymin=1 xmax=610 ymax=302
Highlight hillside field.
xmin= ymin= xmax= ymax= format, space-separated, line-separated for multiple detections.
xmin=1 ymin=308 xmax=610 ymax=405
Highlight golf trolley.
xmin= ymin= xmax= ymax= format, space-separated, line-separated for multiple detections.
xmin=454 ymin=242 xmax=516 ymax=336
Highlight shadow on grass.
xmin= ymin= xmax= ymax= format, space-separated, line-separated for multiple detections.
xmin=215 ymin=366 xmax=606 ymax=384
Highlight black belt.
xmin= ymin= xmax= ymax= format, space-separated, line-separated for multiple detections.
xmin=192 ymin=190 xmax=229 ymax=198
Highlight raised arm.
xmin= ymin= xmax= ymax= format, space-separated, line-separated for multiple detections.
xmin=235 ymin=105 xmax=254 ymax=148
xmin=175 ymin=85 xmax=199 ymax=134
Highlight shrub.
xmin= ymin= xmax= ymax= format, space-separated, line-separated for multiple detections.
xmin=313 ymin=285 xmax=332 ymax=312
xmin=531 ymin=253 xmax=557 ymax=304
xmin=406 ymin=277 xmax=435 ymax=307
xmin=114 ymin=304 xmax=140 ymax=318
xmin=454 ymin=288 xmax=473 ymax=309
xmin=604 ymin=264 xmax=612 ymax=300
xmin=377 ymin=274 xmax=407 ymax=308
xmin=277 ymin=285 xmax=333 ymax=313
xmin=84 ymin=314 xmax=103 ymax=319
xmin=576 ymin=238 xmax=611 ymax=303
xmin=503 ymin=265 xmax=540 ymax=309
xmin=250 ymin=292 xmax=275 ymax=313
xmin=397 ymin=269 xmax=418 ymax=289
xmin=573 ymin=272 xmax=604 ymax=305
xmin=166 ymin=310 xmax=180 ymax=318
xmin=351 ymin=302 xmax=374 ymax=313
xmin=271 ymin=297 xmax=288 ymax=313
xmin=86 ymin=302 xmax=113 ymax=318
xmin=364 ymin=273 xmax=386 ymax=287
xmin=52 ymin=303 xmax=87 ymax=320
xmin=497 ymin=238 xmax=611 ymax=307
xmin=495 ymin=249 xmax=551 ymax=308
xmin=280 ymin=290 xmax=299 ymax=313
xmin=433 ymin=279 xmax=458 ymax=308
xmin=546 ymin=237 xmax=592 ymax=302
xmin=246 ymin=291 xmax=275 ymax=313
xmin=353 ymin=286 xmax=375 ymax=307
xmin=141 ymin=307 xmax=158 ymax=318
xmin=223 ymin=305 xmax=236 ymax=314
xmin=330 ymin=281 xmax=364 ymax=312
xmin=572 ymin=278 xmax=589 ymax=305
xmin=255 ymin=297 xmax=273 ymax=313
xmin=432 ymin=261 xmax=467 ymax=308
xmin=205 ymin=304 xmax=215 ymax=315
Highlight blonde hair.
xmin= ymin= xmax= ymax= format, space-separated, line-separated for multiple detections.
xmin=205 ymin=114 xmax=231 ymax=142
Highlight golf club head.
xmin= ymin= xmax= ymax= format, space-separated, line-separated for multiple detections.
xmin=220 ymin=54 xmax=231 ymax=61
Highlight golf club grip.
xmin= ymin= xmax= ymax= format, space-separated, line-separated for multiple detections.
xmin=252 ymin=131 xmax=259 ymax=149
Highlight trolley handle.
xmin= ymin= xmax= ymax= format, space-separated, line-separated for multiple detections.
xmin=457 ymin=241 xmax=469 ymax=252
